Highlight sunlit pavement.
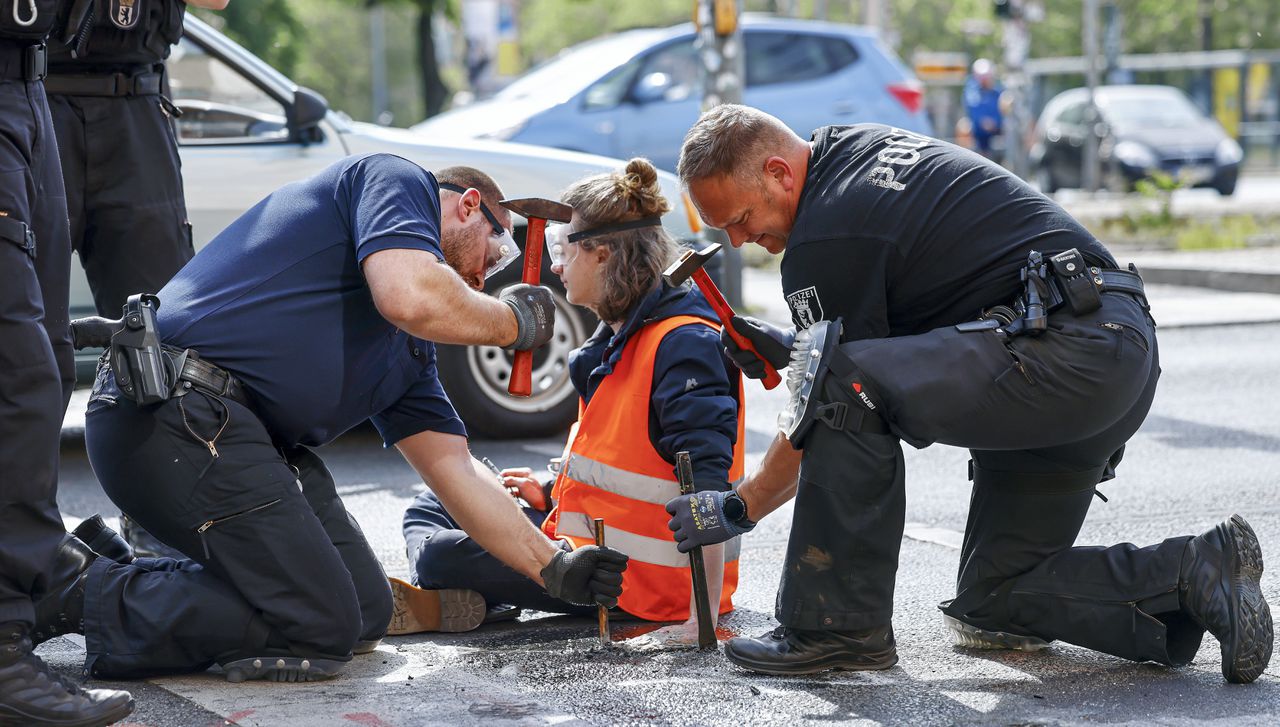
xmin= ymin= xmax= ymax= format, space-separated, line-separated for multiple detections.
xmin=40 ymin=263 xmax=1280 ymax=726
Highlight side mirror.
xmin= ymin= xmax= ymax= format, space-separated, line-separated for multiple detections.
xmin=631 ymin=71 xmax=672 ymax=105
xmin=288 ymin=86 xmax=329 ymax=144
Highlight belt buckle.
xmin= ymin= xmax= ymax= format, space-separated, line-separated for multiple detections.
xmin=24 ymin=43 xmax=46 ymax=82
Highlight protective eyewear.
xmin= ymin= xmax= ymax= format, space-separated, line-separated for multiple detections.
xmin=545 ymin=223 xmax=577 ymax=267
xmin=439 ymin=182 xmax=520 ymax=280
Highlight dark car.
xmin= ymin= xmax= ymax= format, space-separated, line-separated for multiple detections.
xmin=1031 ymin=85 xmax=1242 ymax=195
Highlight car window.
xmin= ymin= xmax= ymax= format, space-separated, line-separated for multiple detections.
xmin=630 ymin=40 xmax=699 ymax=104
xmin=1100 ymin=92 xmax=1205 ymax=131
xmin=1057 ymin=102 xmax=1086 ymax=126
xmin=168 ymin=37 xmax=289 ymax=144
xmin=583 ymin=56 xmax=642 ymax=111
xmin=746 ymin=32 xmax=848 ymax=87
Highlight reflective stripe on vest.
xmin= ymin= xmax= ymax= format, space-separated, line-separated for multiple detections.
xmin=557 ymin=511 xmax=741 ymax=569
xmin=541 ymin=313 xmax=747 ymax=622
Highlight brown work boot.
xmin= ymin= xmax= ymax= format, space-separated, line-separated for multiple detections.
xmin=387 ymin=578 xmax=486 ymax=635
xmin=724 ymin=624 xmax=898 ymax=675
xmin=32 ymin=536 xmax=98 ymax=646
xmin=1179 ymin=514 xmax=1273 ymax=683
xmin=0 ymin=622 xmax=134 ymax=727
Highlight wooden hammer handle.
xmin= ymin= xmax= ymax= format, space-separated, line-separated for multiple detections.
xmin=508 ymin=218 xmax=547 ymax=397
xmin=691 ymin=269 xmax=782 ymax=390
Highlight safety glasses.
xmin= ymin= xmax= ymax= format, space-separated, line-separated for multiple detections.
xmin=544 ymin=223 xmax=578 ymax=267
xmin=439 ymin=181 xmax=520 ymax=280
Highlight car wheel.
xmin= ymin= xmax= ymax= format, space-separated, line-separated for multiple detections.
xmin=1215 ymin=177 xmax=1237 ymax=196
xmin=436 ymin=286 xmax=595 ymax=439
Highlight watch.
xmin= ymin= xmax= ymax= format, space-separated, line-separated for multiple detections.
xmin=722 ymin=491 xmax=754 ymax=527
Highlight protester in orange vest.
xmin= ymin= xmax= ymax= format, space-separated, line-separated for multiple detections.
xmin=394 ymin=158 xmax=746 ymax=641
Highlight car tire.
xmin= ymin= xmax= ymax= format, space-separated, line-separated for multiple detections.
xmin=1215 ymin=176 xmax=1237 ymax=196
xmin=436 ymin=280 xmax=596 ymax=440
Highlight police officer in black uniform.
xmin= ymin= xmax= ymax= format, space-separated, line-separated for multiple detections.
xmin=48 ymin=0 xmax=228 ymax=559
xmin=0 ymin=1 xmax=134 ymax=724
xmin=667 ymin=104 xmax=1273 ymax=683
xmin=46 ymin=0 xmax=228 ymax=318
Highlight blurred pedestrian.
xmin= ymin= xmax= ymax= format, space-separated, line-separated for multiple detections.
xmin=1 ymin=1 xmax=134 ymax=724
xmin=962 ymin=58 xmax=1003 ymax=159
xmin=47 ymin=0 xmax=231 ymax=559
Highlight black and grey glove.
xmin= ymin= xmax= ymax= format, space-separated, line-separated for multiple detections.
xmin=721 ymin=315 xmax=795 ymax=379
xmin=500 ymin=283 xmax=556 ymax=351
xmin=540 ymin=541 xmax=629 ymax=607
xmin=665 ymin=488 xmax=756 ymax=553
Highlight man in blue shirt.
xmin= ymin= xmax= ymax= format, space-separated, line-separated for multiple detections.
xmin=31 ymin=153 xmax=629 ymax=683
xmin=963 ymin=58 xmax=1004 ymax=159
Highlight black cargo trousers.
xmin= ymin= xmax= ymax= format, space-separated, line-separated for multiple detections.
xmin=80 ymin=365 xmax=392 ymax=678
xmin=47 ymin=65 xmax=193 ymax=318
xmin=779 ymin=289 xmax=1206 ymax=666
xmin=0 ymin=44 xmax=76 ymax=628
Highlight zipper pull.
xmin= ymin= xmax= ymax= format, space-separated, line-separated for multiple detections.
xmin=205 ymin=440 xmax=219 ymax=458
xmin=197 ymin=520 xmax=214 ymax=534
xmin=1014 ymin=359 xmax=1034 ymax=385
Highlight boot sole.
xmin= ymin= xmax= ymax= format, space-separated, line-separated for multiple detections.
xmin=724 ymin=643 xmax=898 ymax=675
xmin=387 ymin=578 xmax=486 ymax=635
xmin=1220 ymin=514 xmax=1273 ymax=684
xmin=941 ymin=613 xmax=1050 ymax=652
xmin=0 ymin=696 xmax=133 ymax=727
xmin=222 ymin=656 xmax=345 ymax=683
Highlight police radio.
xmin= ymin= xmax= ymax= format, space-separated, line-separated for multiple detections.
xmin=109 ymin=294 xmax=174 ymax=406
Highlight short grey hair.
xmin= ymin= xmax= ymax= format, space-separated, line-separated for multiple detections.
xmin=677 ymin=104 xmax=796 ymax=186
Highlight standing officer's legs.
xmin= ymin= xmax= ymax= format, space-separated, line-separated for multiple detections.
xmin=55 ymin=91 xmax=192 ymax=318
xmin=1 ymin=67 xmax=134 ymax=722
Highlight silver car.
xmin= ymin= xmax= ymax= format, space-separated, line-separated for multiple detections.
xmin=69 ymin=14 xmax=704 ymax=437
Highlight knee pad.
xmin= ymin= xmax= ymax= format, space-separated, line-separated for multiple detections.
xmin=778 ymin=318 xmax=889 ymax=449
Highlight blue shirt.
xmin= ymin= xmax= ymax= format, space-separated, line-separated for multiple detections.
xmin=157 ymin=153 xmax=466 ymax=447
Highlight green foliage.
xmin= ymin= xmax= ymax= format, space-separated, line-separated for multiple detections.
xmin=1126 ymin=170 xmax=1183 ymax=229
xmin=191 ymin=0 xmax=303 ymax=77
xmin=1175 ymin=215 xmax=1257 ymax=251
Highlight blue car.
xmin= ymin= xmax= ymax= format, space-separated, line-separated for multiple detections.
xmin=413 ymin=15 xmax=932 ymax=171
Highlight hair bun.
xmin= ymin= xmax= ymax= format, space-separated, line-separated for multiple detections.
xmin=618 ymin=158 xmax=669 ymax=217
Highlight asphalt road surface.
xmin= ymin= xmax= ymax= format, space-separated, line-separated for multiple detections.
xmin=39 ymin=282 xmax=1280 ymax=726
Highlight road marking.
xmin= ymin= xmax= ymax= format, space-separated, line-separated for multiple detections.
xmin=903 ymin=522 xmax=964 ymax=549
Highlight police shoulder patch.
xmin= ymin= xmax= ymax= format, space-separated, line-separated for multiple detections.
xmin=786 ymin=286 xmax=824 ymax=329
xmin=112 ymin=0 xmax=141 ymax=30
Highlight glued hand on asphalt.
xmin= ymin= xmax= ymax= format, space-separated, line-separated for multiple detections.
xmin=664 ymin=490 xmax=753 ymax=553
xmin=721 ymin=316 xmax=795 ymax=378
xmin=500 ymin=283 xmax=556 ymax=351
xmin=540 ymin=543 xmax=629 ymax=607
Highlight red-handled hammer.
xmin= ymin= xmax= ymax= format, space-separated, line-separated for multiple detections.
xmin=498 ymin=197 xmax=574 ymax=397
xmin=663 ymin=243 xmax=782 ymax=389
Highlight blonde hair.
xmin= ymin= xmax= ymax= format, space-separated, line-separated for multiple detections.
xmin=561 ymin=158 xmax=677 ymax=323
xmin=677 ymin=104 xmax=798 ymax=186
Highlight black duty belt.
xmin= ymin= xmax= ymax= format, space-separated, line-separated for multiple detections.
xmin=1045 ymin=265 xmax=1146 ymax=312
xmin=162 ymin=345 xmax=253 ymax=409
xmin=44 ymin=69 xmax=161 ymax=96
xmin=0 ymin=41 xmax=47 ymax=81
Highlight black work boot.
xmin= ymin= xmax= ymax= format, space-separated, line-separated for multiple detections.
xmin=71 ymin=515 xmax=134 ymax=565
xmin=1178 ymin=514 xmax=1273 ymax=683
xmin=119 ymin=513 xmax=186 ymax=560
xmin=0 ymin=622 xmax=134 ymax=727
xmin=724 ymin=624 xmax=898 ymax=675
xmin=31 ymin=536 xmax=97 ymax=646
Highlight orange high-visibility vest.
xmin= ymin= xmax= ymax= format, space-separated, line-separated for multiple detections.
xmin=541 ymin=314 xmax=746 ymax=622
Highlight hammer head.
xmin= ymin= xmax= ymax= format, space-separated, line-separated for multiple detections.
xmin=499 ymin=197 xmax=574 ymax=223
xmin=662 ymin=242 xmax=723 ymax=287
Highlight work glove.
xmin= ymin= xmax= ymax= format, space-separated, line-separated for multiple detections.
xmin=540 ymin=541 xmax=629 ymax=607
xmin=500 ymin=283 xmax=556 ymax=351
xmin=665 ymin=490 xmax=756 ymax=554
xmin=721 ymin=315 xmax=795 ymax=379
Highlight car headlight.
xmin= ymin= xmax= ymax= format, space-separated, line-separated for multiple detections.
xmin=1112 ymin=140 xmax=1158 ymax=170
xmin=477 ymin=119 xmax=529 ymax=141
xmin=1215 ymin=137 xmax=1244 ymax=165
